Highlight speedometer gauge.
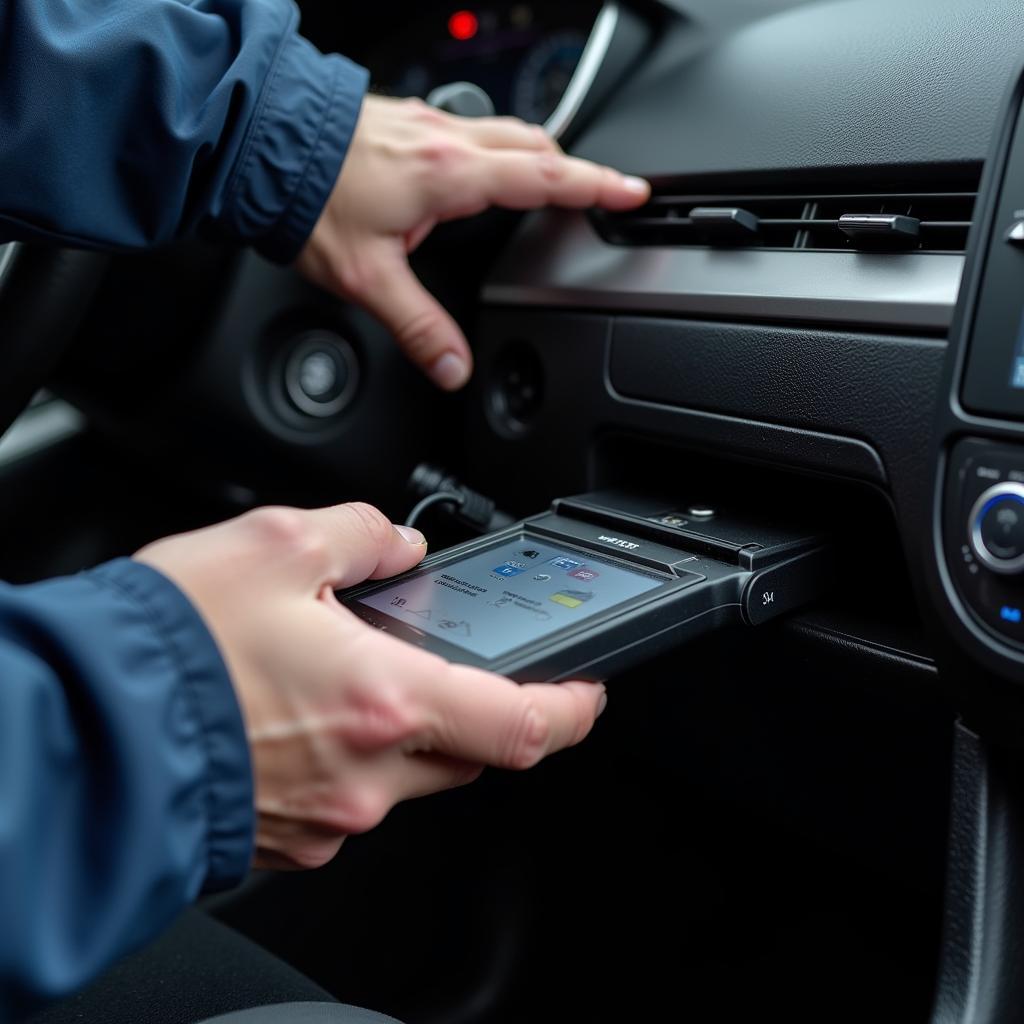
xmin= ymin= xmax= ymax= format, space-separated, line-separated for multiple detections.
xmin=512 ymin=31 xmax=587 ymax=124
xmin=360 ymin=4 xmax=600 ymax=122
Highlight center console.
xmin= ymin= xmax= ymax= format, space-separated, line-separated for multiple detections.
xmin=930 ymin=61 xmax=1024 ymax=683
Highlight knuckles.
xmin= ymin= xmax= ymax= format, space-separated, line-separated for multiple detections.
xmin=340 ymin=501 xmax=394 ymax=550
xmin=242 ymin=507 xmax=326 ymax=567
xmin=327 ymin=786 xmax=390 ymax=836
xmin=338 ymin=680 xmax=422 ymax=750
xmin=283 ymin=837 xmax=345 ymax=871
xmin=537 ymin=152 xmax=569 ymax=185
xmin=415 ymin=139 xmax=469 ymax=180
xmin=243 ymin=506 xmax=308 ymax=546
xmin=404 ymin=96 xmax=446 ymax=126
xmin=503 ymin=701 xmax=551 ymax=771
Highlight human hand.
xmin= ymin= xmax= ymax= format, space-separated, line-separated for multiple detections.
xmin=136 ymin=503 xmax=605 ymax=870
xmin=295 ymin=95 xmax=650 ymax=390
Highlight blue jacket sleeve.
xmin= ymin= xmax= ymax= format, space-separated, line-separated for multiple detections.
xmin=0 ymin=558 xmax=254 ymax=1020
xmin=0 ymin=0 xmax=368 ymax=263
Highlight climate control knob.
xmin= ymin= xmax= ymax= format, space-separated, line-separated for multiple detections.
xmin=969 ymin=483 xmax=1024 ymax=574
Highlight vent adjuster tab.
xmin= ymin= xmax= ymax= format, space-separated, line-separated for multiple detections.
xmin=688 ymin=206 xmax=760 ymax=241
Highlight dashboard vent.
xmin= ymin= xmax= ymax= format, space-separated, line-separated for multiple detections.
xmin=592 ymin=188 xmax=977 ymax=254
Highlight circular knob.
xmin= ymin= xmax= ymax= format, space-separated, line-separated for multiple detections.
xmin=284 ymin=333 xmax=358 ymax=418
xmin=969 ymin=483 xmax=1024 ymax=574
xmin=425 ymin=82 xmax=495 ymax=118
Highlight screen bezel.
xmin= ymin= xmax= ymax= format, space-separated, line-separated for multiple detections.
xmin=959 ymin=107 xmax=1024 ymax=418
xmin=340 ymin=528 xmax=688 ymax=669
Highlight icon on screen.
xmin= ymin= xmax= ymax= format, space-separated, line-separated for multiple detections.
xmin=532 ymin=573 xmax=552 ymax=582
xmin=549 ymin=589 xmax=594 ymax=609
xmin=390 ymin=597 xmax=407 ymax=608
xmin=548 ymin=556 xmax=584 ymax=572
xmin=492 ymin=563 xmax=526 ymax=577
xmin=569 ymin=567 xmax=600 ymax=582
xmin=520 ymin=550 xmax=541 ymax=559
xmin=438 ymin=619 xmax=472 ymax=636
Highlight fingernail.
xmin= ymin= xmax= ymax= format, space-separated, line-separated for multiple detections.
xmin=596 ymin=689 xmax=608 ymax=718
xmin=394 ymin=525 xmax=427 ymax=545
xmin=621 ymin=175 xmax=650 ymax=195
xmin=430 ymin=352 xmax=470 ymax=390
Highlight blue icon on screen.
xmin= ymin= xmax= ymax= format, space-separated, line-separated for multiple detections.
xmin=549 ymin=557 xmax=584 ymax=571
xmin=1000 ymin=605 xmax=1022 ymax=623
xmin=493 ymin=563 xmax=526 ymax=577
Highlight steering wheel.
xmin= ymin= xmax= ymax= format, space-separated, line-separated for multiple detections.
xmin=0 ymin=242 xmax=108 ymax=437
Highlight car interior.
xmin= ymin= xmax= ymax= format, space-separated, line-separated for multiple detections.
xmin=8 ymin=0 xmax=1024 ymax=1020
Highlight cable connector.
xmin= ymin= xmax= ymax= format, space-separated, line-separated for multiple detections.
xmin=405 ymin=463 xmax=513 ymax=533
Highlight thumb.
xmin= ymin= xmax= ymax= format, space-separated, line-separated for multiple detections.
xmin=305 ymin=502 xmax=428 ymax=588
xmin=352 ymin=242 xmax=473 ymax=391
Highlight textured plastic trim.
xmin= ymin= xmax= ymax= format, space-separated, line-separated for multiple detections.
xmin=485 ymin=211 xmax=963 ymax=331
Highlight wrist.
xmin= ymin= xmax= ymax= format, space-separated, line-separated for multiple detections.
xmin=221 ymin=31 xmax=369 ymax=263
xmin=96 ymin=559 xmax=256 ymax=890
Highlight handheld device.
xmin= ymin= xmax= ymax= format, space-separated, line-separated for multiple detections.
xmin=341 ymin=490 xmax=832 ymax=682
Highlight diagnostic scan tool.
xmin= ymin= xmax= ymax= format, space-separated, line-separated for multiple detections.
xmin=342 ymin=491 xmax=832 ymax=682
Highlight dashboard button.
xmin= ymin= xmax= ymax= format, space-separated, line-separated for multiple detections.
xmin=969 ymin=483 xmax=1024 ymax=573
xmin=284 ymin=333 xmax=359 ymax=419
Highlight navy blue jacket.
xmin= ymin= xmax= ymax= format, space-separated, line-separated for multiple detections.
xmin=0 ymin=0 xmax=368 ymax=1017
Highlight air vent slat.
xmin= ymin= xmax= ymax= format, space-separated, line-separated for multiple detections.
xmin=592 ymin=185 xmax=978 ymax=254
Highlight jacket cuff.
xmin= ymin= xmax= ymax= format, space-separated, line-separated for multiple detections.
xmin=88 ymin=559 xmax=255 ymax=892
xmin=221 ymin=31 xmax=369 ymax=264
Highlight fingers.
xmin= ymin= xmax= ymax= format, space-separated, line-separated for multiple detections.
xmin=304 ymin=502 xmax=428 ymax=586
xmin=419 ymin=661 xmax=607 ymax=769
xmin=253 ymin=815 xmax=346 ymax=871
xmin=404 ymin=216 xmax=437 ymax=254
xmin=340 ymin=629 xmax=606 ymax=770
xmin=388 ymin=752 xmax=484 ymax=803
xmin=255 ymin=753 xmax=482 ymax=868
xmin=242 ymin=503 xmax=427 ymax=590
xmin=456 ymin=115 xmax=559 ymax=153
xmin=347 ymin=242 xmax=473 ymax=390
xmin=471 ymin=150 xmax=650 ymax=212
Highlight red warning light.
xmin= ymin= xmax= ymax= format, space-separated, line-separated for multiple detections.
xmin=448 ymin=10 xmax=479 ymax=40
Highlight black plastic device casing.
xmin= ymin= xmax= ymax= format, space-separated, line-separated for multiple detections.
xmin=341 ymin=490 xmax=830 ymax=683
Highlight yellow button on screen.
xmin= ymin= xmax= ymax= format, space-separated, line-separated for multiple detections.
xmin=550 ymin=592 xmax=584 ymax=609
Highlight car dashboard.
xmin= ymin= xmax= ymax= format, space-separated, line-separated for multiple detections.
xmin=301 ymin=0 xmax=604 ymax=123
xmin=11 ymin=1 xmax=1024 ymax=1021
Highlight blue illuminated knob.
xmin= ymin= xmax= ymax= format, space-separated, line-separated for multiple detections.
xmin=969 ymin=483 xmax=1024 ymax=574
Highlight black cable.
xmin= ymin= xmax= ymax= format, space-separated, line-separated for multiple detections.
xmin=404 ymin=490 xmax=465 ymax=529
xmin=406 ymin=462 xmax=513 ymax=534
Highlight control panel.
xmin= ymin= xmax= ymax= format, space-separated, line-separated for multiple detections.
xmin=945 ymin=439 xmax=1024 ymax=646
xmin=929 ymin=60 xmax=1024 ymax=677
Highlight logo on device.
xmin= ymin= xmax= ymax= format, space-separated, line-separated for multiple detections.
xmin=597 ymin=535 xmax=640 ymax=550
xmin=569 ymin=567 xmax=600 ymax=582
xmin=550 ymin=589 xmax=594 ymax=609
xmin=492 ymin=562 xmax=526 ymax=577
xmin=519 ymin=550 xmax=541 ymax=559
xmin=548 ymin=556 xmax=584 ymax=571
